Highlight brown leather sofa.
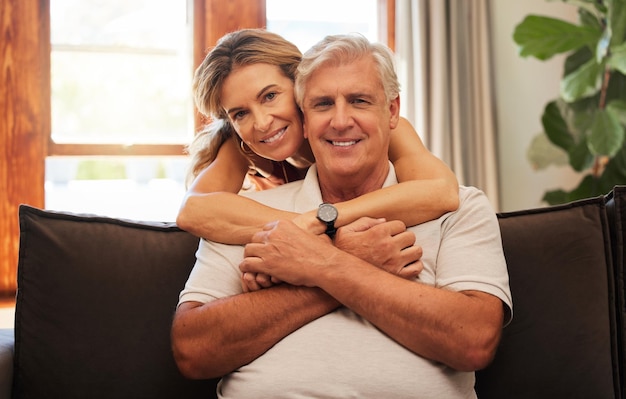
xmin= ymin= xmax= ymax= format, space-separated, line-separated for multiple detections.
xmin=1 ymin=186 xmax=625 ymax=398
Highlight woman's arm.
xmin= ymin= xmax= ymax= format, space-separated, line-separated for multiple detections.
xmin=176 ymin=138 xmax=298 ymax=242
xmin=178 ymin=118 xmax=458 ymax=243
xmin=294 ymin=117 xmax=459 ymax=233
xmin=346 ymin=117 xmax=459 ymax=224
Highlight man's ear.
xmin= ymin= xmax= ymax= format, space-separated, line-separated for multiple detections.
xmin=389 ymin=96 xmax=400 ymax=130
xmin=303 ymin=118 xmax=309 ymax=139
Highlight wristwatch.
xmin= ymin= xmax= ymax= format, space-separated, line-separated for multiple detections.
xmin=317 ymin=203 xmax=338 ymax=238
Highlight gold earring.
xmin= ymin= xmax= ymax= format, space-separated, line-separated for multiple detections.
xmin=240 ymin=140 xmax=254 ymax=156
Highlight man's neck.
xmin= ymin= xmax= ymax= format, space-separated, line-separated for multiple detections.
xmin=318 ymin=163 xmax=390 ymax=203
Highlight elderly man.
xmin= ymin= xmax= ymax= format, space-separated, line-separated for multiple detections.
xmin=172 ymin=33 xmax=512 ymax=398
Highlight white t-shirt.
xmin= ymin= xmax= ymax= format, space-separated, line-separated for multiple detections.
xmin=179 ymin=164 xmax=513 ymax=399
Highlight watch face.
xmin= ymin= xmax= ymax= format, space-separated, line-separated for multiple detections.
xmin=318 ymin=203 xmax=338 ymax=223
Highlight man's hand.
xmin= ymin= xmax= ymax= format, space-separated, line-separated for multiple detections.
xmin=240 ymin=220 xmax=337 ymax=288
xmin=241 ymin=272 xmax=282 ymax=293
xmin=334 ymin=217 xmax=423 ymax=280
xmin=239 ymin=217 xmax=423 ymax=290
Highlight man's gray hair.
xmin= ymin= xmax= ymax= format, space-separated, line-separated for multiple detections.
xmin=294 ymin=33 xmax=400 ymax=108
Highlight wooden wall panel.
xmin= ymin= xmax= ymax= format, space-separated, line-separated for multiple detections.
xmin=0 ymin=0 xmax=49 ymax=295
xmin=194 ymin=0 xmax=266 ymax=67
xmin=202 ymin=0 xmax=266 ymax=53
xmin=193 ymin=0 xmax=266 ymax=130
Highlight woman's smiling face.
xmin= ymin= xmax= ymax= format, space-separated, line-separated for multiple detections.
xmin=220 ymin=63 xmax=304 ymax=162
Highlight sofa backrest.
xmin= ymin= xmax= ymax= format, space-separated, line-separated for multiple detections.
xmin=14 ymin=188 xmax=626 ymax=398
xmin=475 ymin=195 xmax=621 ymax=398
xmin=14 ymin=205 xmax=219 ymax=399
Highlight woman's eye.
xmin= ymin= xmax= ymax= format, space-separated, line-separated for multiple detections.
xmin=233 ymin=111 xmax=247 ymax=120
xmin=264 ymin=92 xmax=277 ymax=101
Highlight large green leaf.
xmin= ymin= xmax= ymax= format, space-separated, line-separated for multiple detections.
xmin=607 ymin=99 xmax=626 ymax=125
xmin=541 ymin=101 xmax=575 ymax=150
xmin=561 ymin=0 xmax=607 ymax=16
xmin=601 ymin=144 xmax=626 ymax=186
xmin=588 ymin=108 xmax=625 ymax=156
xmin=577 ymin=6 xmax=603 ymax=30
xmin=607 ymin=0 xmax=626 ymax=47
xmin=568 ymin=135 xmax=595 ymax=171
xmin=542 ymin=174 xmax=598 ymax=204
xmin=527 ymin=132 xmax=570 ymax=170
xmin=568 ymin=100 xmax=596 ymax=135
xmin=605 ymin=71 xmax=626 ymax=102
xmin=609 ymin=42 xmax=626 ymax=75
xmin=560 ymin=57 xmax=604 ymax=102
xmin=564 ymin=47 xmax=593 ymax=76
xmin=513 ymin=15 xmax=601 ymax=60
xmin=600 ymin=148 xmax=626 ymax=192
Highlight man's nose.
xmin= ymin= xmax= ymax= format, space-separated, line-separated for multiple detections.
xmin=330 ymin=102 xmax=354 ymax=131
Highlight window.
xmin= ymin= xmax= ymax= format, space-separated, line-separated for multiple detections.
xmin=47 ymin=0 xmax=193 ymax=221
xmin=266 ymin=0 xmax=380 ymax=51
xmin=45 ymin=0 xmax=388 ymax=222
xmin=50 ymin=1 xmax=193 ymax=146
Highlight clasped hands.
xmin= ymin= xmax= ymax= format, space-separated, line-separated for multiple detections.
xmin=239 ymin=217 xmax=423 ymax=292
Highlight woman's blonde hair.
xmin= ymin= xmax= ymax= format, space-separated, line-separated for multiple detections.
xmin=186 ymin=29 xmax=302 ymax=184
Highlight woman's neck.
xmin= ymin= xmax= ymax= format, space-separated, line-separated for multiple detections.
xmin=286 ymin=140 xmax=315 ymax=169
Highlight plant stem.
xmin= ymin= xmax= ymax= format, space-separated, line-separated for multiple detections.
xmin=592 ymin=155 xmax=609 ymax=177
xmin=598 ymin=64 xmax=611 ymax=110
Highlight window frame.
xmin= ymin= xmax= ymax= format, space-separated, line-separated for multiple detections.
xmin=47 ymin=0 xmax=394 ymax=157
xmin=0 ymin=0 xmax=394 ymax=296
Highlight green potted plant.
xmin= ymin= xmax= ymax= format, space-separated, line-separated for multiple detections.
xmin=515 ymin=0 xmax=626 ymax=204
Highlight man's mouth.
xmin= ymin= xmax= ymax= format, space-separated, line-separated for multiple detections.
xmin=261 ymin=128 xmax=286 ymax=144
xmin=331 ymin=140 xmax=358 ymax=147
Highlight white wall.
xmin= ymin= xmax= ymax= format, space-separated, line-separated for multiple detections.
xmin=490 ymin=0 xmax=580 ymax=212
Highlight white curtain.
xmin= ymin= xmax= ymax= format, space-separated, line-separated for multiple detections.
xmin=395 ymin=0 xmax=500 ymax=209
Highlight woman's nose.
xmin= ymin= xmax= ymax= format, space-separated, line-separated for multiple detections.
xmin=253 ymin=110 xmax=272 ymax=133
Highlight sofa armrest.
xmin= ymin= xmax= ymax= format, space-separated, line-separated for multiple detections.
xmin=0 ymin=329 xmax=13 ymax=399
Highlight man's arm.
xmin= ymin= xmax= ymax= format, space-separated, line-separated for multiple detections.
xmin=313 ymin=257 xmax=503 ymax=371
xmin=172 ymin=217 xmax=421 ymax=379
xmin=240 ymin=200 xmax=507 ymax=371
xmin=172 ymin=285 xmax=338 ymax=379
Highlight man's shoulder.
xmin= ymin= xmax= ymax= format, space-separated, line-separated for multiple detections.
xmin=456 ymin=185 xmax=497 ymax=217
xmin=458 ymin=185 xmax=489 ymax=202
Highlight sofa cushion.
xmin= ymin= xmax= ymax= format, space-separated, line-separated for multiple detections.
xmin=475 ymin=196 xmax=620 ymax=398
xmin=14 ymin=205 xmax=218 ymax=399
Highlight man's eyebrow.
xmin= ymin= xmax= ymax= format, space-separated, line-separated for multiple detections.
xmin=224 ymin=84 xmax=277 ymax=115
xmin=348 ymin=92 xmax=375 ymax=100
xmin=305 ymin=94 xmax=332 ymax=105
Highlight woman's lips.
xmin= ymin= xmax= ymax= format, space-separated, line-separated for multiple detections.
xmin=261 ymin=127 xmax=286 ymax=144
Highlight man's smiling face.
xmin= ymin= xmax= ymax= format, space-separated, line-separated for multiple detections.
xmin=301 ymin=55 xmax=399 ymax=193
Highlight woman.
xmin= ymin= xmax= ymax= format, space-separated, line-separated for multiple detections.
xmin=177 ymin=28 xmax=459 ymax=244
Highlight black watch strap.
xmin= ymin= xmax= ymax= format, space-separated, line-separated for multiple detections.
xmin=317 ymin=203 xmax=338 ymax=238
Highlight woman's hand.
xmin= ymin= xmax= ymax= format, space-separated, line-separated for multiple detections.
xmin=291 ymin=209 xmax=326 ymax=235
